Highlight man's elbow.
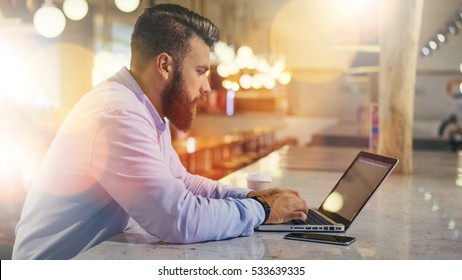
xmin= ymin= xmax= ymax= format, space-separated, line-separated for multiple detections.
xmin=145 ymin=222 xmax=207 ymax=244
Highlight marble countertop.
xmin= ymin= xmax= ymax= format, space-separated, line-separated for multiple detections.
xmin=75 ymin=146 xmax=462 ymax=259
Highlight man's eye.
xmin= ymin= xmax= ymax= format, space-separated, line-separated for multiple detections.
xmin=198 ymin=69 xmax=208 ymax=75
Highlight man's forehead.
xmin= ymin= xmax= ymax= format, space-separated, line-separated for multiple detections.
xmin=185 ymin=36 xmax=211 ymax=63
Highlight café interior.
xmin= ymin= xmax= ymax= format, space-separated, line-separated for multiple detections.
xmin=1 ymin=0 xmax=462 ymax=260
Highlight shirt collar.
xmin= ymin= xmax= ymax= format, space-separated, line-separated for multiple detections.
xmin=110 ymin=67 xmax=167 ymax=132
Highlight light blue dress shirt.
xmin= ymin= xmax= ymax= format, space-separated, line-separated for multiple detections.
xmin=12 ymin=67 xmax=264 ymax=259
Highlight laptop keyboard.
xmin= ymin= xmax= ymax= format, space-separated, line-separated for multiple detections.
xmin=291 ymin=210 xmax=333 ymax=225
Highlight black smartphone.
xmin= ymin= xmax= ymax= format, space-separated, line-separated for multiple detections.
xmin=284 ymin=233 xmax=356 ymax=246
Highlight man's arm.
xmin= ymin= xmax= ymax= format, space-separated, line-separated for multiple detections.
xmin=165 ymin=130 xmax=251 ymax=200
xmin=89 ymin=108 xmax=262 ymax=243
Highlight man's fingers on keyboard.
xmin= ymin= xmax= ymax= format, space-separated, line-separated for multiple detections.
xmin=291 ymin=211 xmax=307 ymax=221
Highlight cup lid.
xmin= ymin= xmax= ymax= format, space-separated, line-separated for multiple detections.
xmin=246 ymin=172 xmax=272 ymax=182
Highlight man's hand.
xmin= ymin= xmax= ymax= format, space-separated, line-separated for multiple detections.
xmin=246 ymin=188 xmax=301 ymax=199
xmin=247 ymin=188 xmax=308 ymax=224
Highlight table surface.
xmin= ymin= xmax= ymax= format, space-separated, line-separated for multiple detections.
xmin=75 ymin=146 xmax=462 ymax=259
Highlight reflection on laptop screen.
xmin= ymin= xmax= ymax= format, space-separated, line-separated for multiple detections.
xmin=320 ymin=156 xmax=392 ymax=222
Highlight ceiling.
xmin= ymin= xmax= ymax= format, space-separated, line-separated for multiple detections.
xmin=1 ymin=0 xmax=461 ymax=44
xmin=0 ymin=0 xmax=461 ymax=72
xmin=419 ymin=0 xmax=462 ymax=47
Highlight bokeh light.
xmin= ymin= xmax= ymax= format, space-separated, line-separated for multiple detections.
xmin=63 ymin=0 xmax=89 ymax=21
xmin=33 ymin=3 xmax=66 ymax=38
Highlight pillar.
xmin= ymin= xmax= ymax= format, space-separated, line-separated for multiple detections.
xmin=378 ymin=0 xmax=423 ymax=174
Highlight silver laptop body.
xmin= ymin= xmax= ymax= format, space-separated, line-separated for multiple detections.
xmin=255 ymin=151 xmax=399 ymax=232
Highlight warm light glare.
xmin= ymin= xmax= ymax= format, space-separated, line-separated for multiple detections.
xmin=235 ymin=56 xmax=247 ymax=69
xmin=252 ymin=74 xmax=264 ymax=89
xmin=263 ymin=76 xmax=276 ymax=90
xmin=459 ymin=82 xmax=462 ymax=93
xmin=92 ymin=51 xmax=127 ymax=86
xmin=0 ymin=131 xmax=39 ymax=191
xmin=222 ymin=80 xmax=232 ymax=89
xmin=222 ymin=80 xmax=240 ymax=93
xmin=270 ymin=0 xmax=377 ymax=83
xmin=460 ymin=62 xmax=462 ymax=73
xmin=428 ymin=40 xmax=438 ymax=50
xmin=217 ymin=63 xmax=231 ymax=78
xmin=0 ymin=137 xmax=19 ymax=189
xmin=237 ymin=46 xmax=253 ymax=59
xmin=278 ymin=71 xmax=292 ymax=85
xmin=1 ymin=55 xmax=29 ymax=100
xmin=270 ymin=60 xmax=285 ymax=78
xmin=230 ymin=82 xmax=240 ymax=92
xmin=63 ymin=0 xmax=89 ymax=21
xmin=337 ymin=0 xmax=376 ymax=17
xmin=33 ymin=4 xmax=66 ymax=38
xmin=186 ymin=137 xmax=196 ymax=154
xmin=239 ymin=74 xmax=253 ymax=89
xmin=323 ymin=192 xmax=344 ymax=212
xmin=220 ymin=46 xmax=235 ymax=63
xmin=0 ymin=38 xmax=41 ymax=106
xmin=256 ymin=58 xmax=270 ymax=73
xmin=245 ymin=55 xmax=258 ymax=70
xmin=114 ymin=0 xmax=140 ymax=13
xmin=213 ymin=41 xmax=230 ymax=60
xmin=213 ymin=42 xmax=293 ymax=90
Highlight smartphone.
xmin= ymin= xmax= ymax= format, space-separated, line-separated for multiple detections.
xmin=284 ymin=233 xmax=356 ymax=246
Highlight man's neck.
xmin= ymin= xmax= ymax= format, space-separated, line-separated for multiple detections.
xmin=129 ymin=68 xmax=164 ymax=118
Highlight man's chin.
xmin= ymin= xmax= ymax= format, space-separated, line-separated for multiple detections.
xmin=170 ymin=118 xmax=193 ymax=132
xmin=167 ymin=105 xmax=197 ymax=132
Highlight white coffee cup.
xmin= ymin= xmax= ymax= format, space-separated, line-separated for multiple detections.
xmin=246 ymin=173 xmax=272 ymax=191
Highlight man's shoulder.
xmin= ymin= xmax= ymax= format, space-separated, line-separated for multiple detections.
xmin=86 ymin=81 xmax=144 ymax=112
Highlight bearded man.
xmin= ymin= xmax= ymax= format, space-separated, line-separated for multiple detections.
xmin=13 ymin=4 xmax=307 ymax=259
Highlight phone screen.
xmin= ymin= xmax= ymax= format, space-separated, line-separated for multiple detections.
xmin=284 ymin=233 xmax=356 ymax=246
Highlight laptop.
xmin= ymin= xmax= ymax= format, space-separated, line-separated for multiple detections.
xmin=256 ymin=151 xmax=398 ymax=232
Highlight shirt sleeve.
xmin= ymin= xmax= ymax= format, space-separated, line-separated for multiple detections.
xmin=161 ymin=123 xmax=252 ymax=200
xmin=89 ymin=107 xmax=264 ymax=243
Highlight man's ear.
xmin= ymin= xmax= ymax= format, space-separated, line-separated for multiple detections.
xmin=157 ymin=52 xmax=173 ymax=80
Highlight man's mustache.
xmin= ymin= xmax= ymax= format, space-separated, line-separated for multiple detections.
xmin=194 ymin=94 xmax=207 ymax=105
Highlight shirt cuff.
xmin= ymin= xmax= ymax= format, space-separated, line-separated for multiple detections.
xmin=225 ymin=185 xmax=252 ymax=199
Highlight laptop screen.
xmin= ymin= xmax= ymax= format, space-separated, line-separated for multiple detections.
xmin=319 ymin=151 xmax=397 ymax=225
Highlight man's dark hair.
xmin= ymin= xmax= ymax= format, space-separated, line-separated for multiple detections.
xmin=130 ymin=4 xmax=220 ymax=72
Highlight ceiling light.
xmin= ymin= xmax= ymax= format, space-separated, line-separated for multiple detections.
xmin=278 ymin=71 xmax=292 ymax=85
xmin=421 ymin=46 xmax=431 ymax=56
xmin=436 ymin=33 xmax=446 ymax=43
xmin=63 ymin=0 xmax=89 ymax=21
xmin=33 ymin=1 xmax=66 ymax=38
xmin=448 ymin=23 xmax=459 ymax=35
xmin=114 ymin=0 xmax=140 ymax=13
xmin=428 ymin=40 xmax=438 ymax=50
xmin=239 ymin=74 xmax=253 ymax=89
xmin=237 ymin=46 xmax=253 ymax=59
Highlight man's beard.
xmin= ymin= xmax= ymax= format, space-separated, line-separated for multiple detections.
xmin=161 ymin=67 xmax=205 ymax=132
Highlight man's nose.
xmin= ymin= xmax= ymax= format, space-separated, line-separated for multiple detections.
xmin=201 ymin=76 xmax=211 ymax=95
